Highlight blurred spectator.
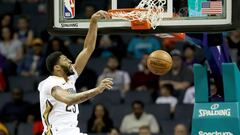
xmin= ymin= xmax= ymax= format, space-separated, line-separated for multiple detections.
xmin=138 ymin=125 xmax=152 ymax=135
xmin=155 ymin=84 xmax=178 ymax=113
xmin=97 ymin=56 xmax=130 ymax=94
xmin=159 ymin=49 xmax=193 ymax=102
xmin=17 ymin=38 xmax=46 ymax=76
xmin=46 ymin=37 xmax=73 ymax=61
xmin=0 ymin=13 xmax=13 ymax=30
xmin=84 ymin=4 xmax=96 ymax=19
xmin=183 ymin=43 xmax=197 ymax=70
xmin=14 ymin=15 xmax=34 ymax=46
xmin=87 ymin=104 xmax=113 ymax=133
xmin=0 ymin=122 xmax=9 ymax=135
xmin=0 ymin=27 xmax=23 ymax=75
xmin=0 ymin=68 xmax=7 ymax=92
xmin=108 ymin=128 xmax=120 ymax=135
xmin=159 ymin=49 xmax=193 ymax=90
xmin=128 ymin=36 xmax=161 ymax=59
xmin=27 ymin=103 xmax=43 ymax=135
xmin=0 ymin=88 xmax=31 ymax=123
xmin=226 ymin=31 xmax=240 ymax=63
xmin=183 ymin=86 xmax=195 ymax=104
xmin=75 ymin=67 xmax=97 ymax=92
xmin=120 ymin=101 xmax=159 ymax=134
xmin=209 ymin=79 xmax=223 ymax=102
xmin=0 ymin=54 xmax=7 ymax=91
xmin=94 ymin=35 xmax=126 ymax=60
xmin=174 ymin=124 xmax=188 ymax=135
xmin=132 ymin=55 xmax=158 ymax=91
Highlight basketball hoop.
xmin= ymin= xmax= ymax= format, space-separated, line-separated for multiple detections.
xmin=108 ymin=0 xmax=167 ymax=30
xmin=108 ymin=8 xmax=151 ymax=30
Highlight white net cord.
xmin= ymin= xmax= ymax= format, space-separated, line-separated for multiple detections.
xmin=109 ymin=0 xmax=167 ymax=29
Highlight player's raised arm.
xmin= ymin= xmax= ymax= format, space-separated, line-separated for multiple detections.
xmin=73 ymin=10 xmax=110 ymax=75
xmin=51 ymin=78 xmax=113 ymax=106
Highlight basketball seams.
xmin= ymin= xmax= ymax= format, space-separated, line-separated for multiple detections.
xmin=148 ymin=56 xmax=172 ymax=65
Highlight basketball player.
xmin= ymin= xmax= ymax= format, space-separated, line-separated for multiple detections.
xmin=38 ymin=11 xmax=112 ymax=135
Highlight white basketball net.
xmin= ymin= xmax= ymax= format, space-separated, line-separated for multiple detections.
xmin=109 ymin=0 xmax=167 ymax=29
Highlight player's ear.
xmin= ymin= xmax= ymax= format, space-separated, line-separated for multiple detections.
xmin=54 ymin=65 xmax=61 ymax=71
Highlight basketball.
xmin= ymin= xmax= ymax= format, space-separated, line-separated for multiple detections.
xmin=147 ymin=50 xmax=172 ymax=76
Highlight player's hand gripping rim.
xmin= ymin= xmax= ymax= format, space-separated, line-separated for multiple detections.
xmin=91 ymin=10 xmax=111 ymax=22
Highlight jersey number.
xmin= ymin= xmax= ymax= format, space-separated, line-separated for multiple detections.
xmin=66 ymin=105 xmax=76 ymax=113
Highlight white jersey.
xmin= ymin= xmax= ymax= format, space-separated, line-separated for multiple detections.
xmin=38 ymin=69 xmax=81 ymax=135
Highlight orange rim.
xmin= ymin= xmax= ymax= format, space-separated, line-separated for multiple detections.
xmin=108 ymin=8 xmax=151 ymax=30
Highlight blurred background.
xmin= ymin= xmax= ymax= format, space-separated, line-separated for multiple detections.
xmin=0 ymin=0 xmax=239 ymax=135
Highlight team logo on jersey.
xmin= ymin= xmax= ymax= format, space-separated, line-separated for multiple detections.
xmin=64 ymin=0 xmax=75 ymax=18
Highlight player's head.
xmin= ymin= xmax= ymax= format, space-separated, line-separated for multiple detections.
xmin=132 ymin=100 xmax=144 ymax=119
xmin=46 ymin=51 xmax=74 ymax=76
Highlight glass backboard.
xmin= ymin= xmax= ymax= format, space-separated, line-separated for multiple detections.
xmin=48 ymin=0 xmax=240 ymax=35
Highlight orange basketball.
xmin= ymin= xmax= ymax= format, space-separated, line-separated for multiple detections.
xmin=147 ymin=50 xmax=172 ymax=76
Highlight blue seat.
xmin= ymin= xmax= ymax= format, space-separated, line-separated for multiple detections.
xmin=68 ymin=44 xmax=83 ymax=58
xmin=8 ymin=76 xmax=36 ymax=92
xmin=29 ymin=15 xmax=48 ymax=36
xmin=110 ymin=105 xmax=131 ymax=128
xmin=23 ymin=92 xmax=39 ymax=104
xmin=78 ymin=121 xmax=87 ymax=133
xmin=174 ymin=104 xmax=194 ymax=120
xmin=0 ymin=92 xmax=11 ymax=110
xmin=6 ymin=122 xmax=15 ymax=135
xmin=146 ymin=104 xmax=171 ymax=122
xmin=160 ymin=120 xmax=190 ymax=135
xmin=78 ymin=105 xmax=94 ymax=122
xmin=17 ymin=123 xmax=33 ymax=135
xmin=21 ymin=3 xmax=39 ymax=15
xmin=87 ymin=58 xmax=108 ymax=75
xmin=91 ymin=91 xmax=122 ymax=105
xmin=122 ymin=58 xmax=140 ymax=75
xmin=124 ymin=91 xmax=152 ymax=104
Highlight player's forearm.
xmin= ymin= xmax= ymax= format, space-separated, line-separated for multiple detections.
xmin=66 ymin=87 xmax=101 ymax=105
xmin=83 ymin=19 xmax=98 ymax=52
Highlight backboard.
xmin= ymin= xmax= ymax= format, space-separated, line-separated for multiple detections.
xmin=48 ymin=0 xmax=240 ymax=35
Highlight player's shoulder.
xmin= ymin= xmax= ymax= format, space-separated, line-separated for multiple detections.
xmin=38 ymin=76 xmax=64 ymax=91
xmin=39 ymin=76 xmax=58 ymax=84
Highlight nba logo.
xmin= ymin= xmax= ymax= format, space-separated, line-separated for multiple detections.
xmin=64 ymin=0 xmax=75 ymax=18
